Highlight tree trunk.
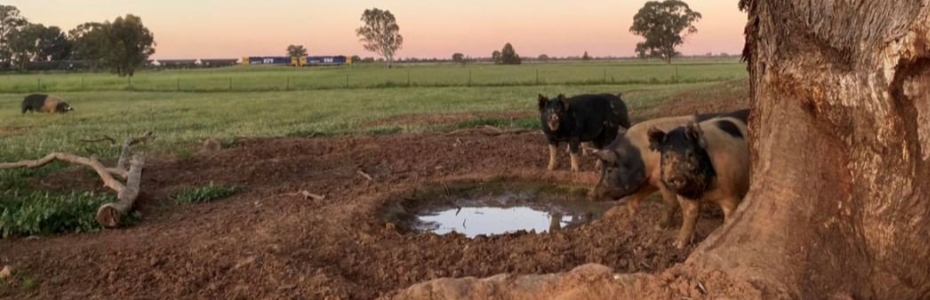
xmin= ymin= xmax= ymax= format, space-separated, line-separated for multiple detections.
xmin=684 ymin=0 xmax=930 ymax=298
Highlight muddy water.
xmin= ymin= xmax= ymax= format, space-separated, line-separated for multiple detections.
xmin=412 ymin=191 xmax=613 ymax=238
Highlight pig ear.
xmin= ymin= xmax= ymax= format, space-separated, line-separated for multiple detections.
xmin=593 ymin=149 xmax=617 ymax=163
xmin=537 ymin=94 xmax=547 ymax=111
xmin=616 ymin=126 xmax=628 ymax=136
xmin=685 ymin=122 xmax=705 ymax=146
xmin=647 ymin=126 xmax=666 ymax=151
xmin=557 ymin=94 xmax=570 ymax=110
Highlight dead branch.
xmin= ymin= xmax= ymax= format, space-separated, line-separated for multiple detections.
xmin=118 ymin=131 xmax=153 ymax=171
xmin=79 ymin=136 xmax=116 ymax=144
xmin=96 ymin=154 xmax=144 ymax=228
xmin=357 ymin=170 xmax=374 ymax=181
xmin=1 ymin=132 xmax=152 ymax=228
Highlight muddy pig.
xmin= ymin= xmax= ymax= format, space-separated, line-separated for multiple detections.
xmin=646 ymin=112 xmax=750 ymax=249
xmin=538 ymin=93 xmax=631 ymax=172
xmin=591 ymin=109 xmax=749 ymax=232
xmin=21 ymin=94 xmax=74 ymax=114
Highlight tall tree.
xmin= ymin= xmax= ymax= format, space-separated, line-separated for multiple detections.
xmin=537 ymin=54 xmax=549 ymax=62
xmin=500 ymin=43 xmax=521 ymax=65
xmin=451 ymin=53 xmax=464 ymax=63
xmin=491 ymin=50 xmax=502 ymax=64
xmin=355 ymin=8 xmax=403 ymax=68
xmin=629 ymin=0 xmax=701 ymax=64
xmin=103 ymin=14 xmax=156 ymax=77
xmin=286 ymin=44 xmax=307 ymax=57
xmin=69 ymin=22 xmax=107 ymax=71
xmin=582 ymin=51 xmax=591 ymax=61
xmin=6 ymin=23 xmax=43 ymax=71
xmin=0 ymin=5 xmax=27 ymax=68
xmin=34 ymin=25 xmax=71 ymax=61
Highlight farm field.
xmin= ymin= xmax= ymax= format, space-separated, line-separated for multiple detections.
xmin=0 ymin=61 xmax=752 ymax=299
xmin=0 ymin=59 xmax=746 ymax=92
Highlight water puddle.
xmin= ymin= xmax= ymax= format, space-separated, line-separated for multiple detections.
xmin=391 ymin=184 xmax=613 ymax=238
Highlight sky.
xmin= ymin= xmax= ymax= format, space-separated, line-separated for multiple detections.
xmin=6 ymin=0 xmax=747 ymax=60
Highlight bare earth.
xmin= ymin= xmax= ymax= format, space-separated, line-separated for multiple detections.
xmin=0 ymin=82 xmax=751 ymax=300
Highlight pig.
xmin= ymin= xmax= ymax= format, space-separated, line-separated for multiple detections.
xmin=646 ymin=113 xmax=750 ymax=249
xmin=21 ymin=94 xmax=74 ymax=114
xmin=538 ymin=93 xmax=631 ymax=172
xmin=591 ymin=109 xmax=749 ymax=232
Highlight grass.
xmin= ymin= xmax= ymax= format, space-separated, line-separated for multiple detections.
xmin=0 ymin=190 xmax=115 ymax=238
xmin=0 ymin=81 xmax=730 ymax=160
xmin=0 ymin=59 xmax=748 ymax=238
xmin=0 ymin=59 xmax=747 ymax=93
xmin=171 ymin=182 xmax=241 ymax=205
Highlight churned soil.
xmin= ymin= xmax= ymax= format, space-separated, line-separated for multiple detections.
xmin=0 ymin=81 xmax=751 ymax=300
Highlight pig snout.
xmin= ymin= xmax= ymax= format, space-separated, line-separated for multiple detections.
xmin=665 ymin=176 xmax=687 ymax=190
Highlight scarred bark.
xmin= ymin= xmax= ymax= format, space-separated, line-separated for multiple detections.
xmin=689 ymin=0 xmax=930 ymax=298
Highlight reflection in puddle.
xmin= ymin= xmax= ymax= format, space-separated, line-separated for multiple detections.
xmin=412 ymin=191 xmax=610 ymax=238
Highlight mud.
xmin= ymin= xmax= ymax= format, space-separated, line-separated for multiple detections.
xmin=0 ymin=81 xmax=752 ymax=300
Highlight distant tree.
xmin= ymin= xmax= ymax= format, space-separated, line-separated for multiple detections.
xmin=363 ymin=57 xmax=375 ymax=63
xmin=102 ymin=14 xmax=156 ymax=77
xmin=491 ymin=50 xmax=502 ymax=64
xmin=452 ymin=52 xmax=464 ymax=63
xmin=34 ymin=26 xmax=70 ymax=61
xmin=355 ymin=8 xmax=403 ymax=68
xmin=69 ymin=22 xmax=107 ymax=71
xmin=499 ymin=43 xmax=521 ymax=65
xmin=7 ymin=23 xmax=42 ymax=71
xmin=0 ymin=5 xmax=27 ymax=68
xmin=629 ymin=0 xmax=702 ymax=64
xmin=538 ymin=54 xmax=549 ymax=62
xmin=286 ymin=44 xmax=308 ymax=57
xmin=582 ymin=51 xmax=591 ymax=60
xmin=350 ymin=55 xmax=361 ymax=62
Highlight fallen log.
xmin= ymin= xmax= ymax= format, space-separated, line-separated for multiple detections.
xmin=0 ymin=132 xmax=153 ymax=228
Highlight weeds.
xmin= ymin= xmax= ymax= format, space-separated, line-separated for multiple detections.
xmin=171 ymin=182 xmax=241 ymax=205
xmin=0 ymin=190 xmax=115 ymax=238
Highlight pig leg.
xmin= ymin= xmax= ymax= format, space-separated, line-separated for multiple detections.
xmin=568 ymin=140 xmax=581 ymax=172
xmin=622 ymin=186 xmax=657 ymax=216
xmin=547 ymin=141 xmax=559 ymax=171
xmin=656 ymin=187 xmax=680 ymax=230
xmin=675 ymin=197 xmax=701 ymax=249
xmin=719 ymin=198 xmax=738 ymax=222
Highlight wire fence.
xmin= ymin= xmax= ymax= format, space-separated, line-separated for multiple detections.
xmin=0 ymin=64 xmax=747 ymax=93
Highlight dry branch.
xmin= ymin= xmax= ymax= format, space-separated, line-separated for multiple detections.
xmin=1 ymin=132 xmax=152 ymax=228
xmin=357 ymin=170 xmax=374 ymax=181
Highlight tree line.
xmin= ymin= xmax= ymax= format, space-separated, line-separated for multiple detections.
xmin=357 ymin=0 xmax=703 ymax=67
xmin=0 ymin=5 xmax=155 ymax=76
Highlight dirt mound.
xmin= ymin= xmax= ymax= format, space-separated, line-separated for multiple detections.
xmin=0 ymin=82 xmax=750 ymax=299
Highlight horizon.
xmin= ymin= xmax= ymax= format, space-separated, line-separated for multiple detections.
xmin=5 ymin=0 xmax=747 ymax=60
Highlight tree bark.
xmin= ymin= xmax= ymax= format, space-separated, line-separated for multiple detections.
xmin=686 ymin=0 xmax=930 ymax=298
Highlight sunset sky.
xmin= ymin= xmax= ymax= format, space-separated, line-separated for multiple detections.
xmin=6 ymin=0 xmax=747 ymax=60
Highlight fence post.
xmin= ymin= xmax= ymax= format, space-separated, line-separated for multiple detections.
xmin=345 ymin=74 xmax=349 ymax=88
xmin=468 ymin=70 xmax=472 ymax=86
xmin=536 ymin=69 xmax=539 ymax=85
xmin=81 ymin=77 xmax=85 ymax=90
xmin=37 ymin=78 xmax=40 ymax=92
xmin=603 ymin=68 xmax=607 ymax=83
xmin=286 ymin=76 xmax=290 ymax=91
xmin=229 ymin=77 xmax=232 ymax=91
xmin=128 ymin=77 xmax=132 ymax=90
xmin=177 ymin=77 xmax=180 ymax=92
xmin=407 ymin=70 xmax=411 ymax=87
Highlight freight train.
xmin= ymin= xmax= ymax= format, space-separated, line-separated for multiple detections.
xmin=241 ymin=55 xmax=351 ymax=67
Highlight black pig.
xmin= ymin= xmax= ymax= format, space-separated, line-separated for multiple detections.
xmin=538 ymin=93 xmax=631 ymax=172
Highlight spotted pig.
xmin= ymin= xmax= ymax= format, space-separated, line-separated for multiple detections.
xmin=21 ymin=94 xmax=74 ymax=114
